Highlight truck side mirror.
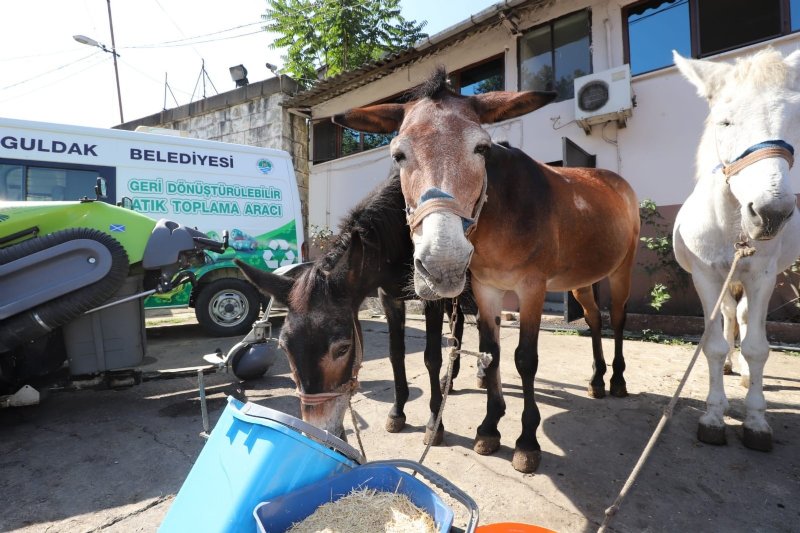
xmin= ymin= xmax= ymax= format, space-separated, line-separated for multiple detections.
xmin=117 ymin=196 xmax=133 ymax=210
xmin=95 ymin=177 xmax=107 ymax=199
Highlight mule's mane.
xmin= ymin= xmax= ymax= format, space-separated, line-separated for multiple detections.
xmin=730 ymin=48 xmax=793 ymax=89
xmin=410 ymin=66 xmax=459 ymax=101
xmin=291 ymin=176 xmax=408 ymax=305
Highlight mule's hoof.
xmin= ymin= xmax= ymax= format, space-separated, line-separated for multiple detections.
xmin=587 ymin=384 xmax=605 ymax=398
xmin=610 ymin=383 xmax=628 ymax=398
xmin=477 ymin=376 xmax=488 ymax=389
xmin=424 ymin=425 xmax=444 ymax=446
xmin=743 ymin=427 xmax=772 ymax=452
xmin=723 ymin=361 xmax=733 ymax=375
xmin=439 ymin=377 xmax=454 ymax=394
xmin=697 ymin=423 xmax=726 ymax=445
xmin=473 ymin=434 xmax=501 ymax=455
xmin=512 ymin=448 xmax=541 ymax=473
xmin=385 ymin=415 xmax=406 ymax=433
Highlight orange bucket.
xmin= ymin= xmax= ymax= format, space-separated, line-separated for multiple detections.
xmin=476 ymin=523 xmax=557 ymax=533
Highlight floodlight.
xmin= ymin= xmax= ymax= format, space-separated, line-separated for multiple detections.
xmin=229 ymin=64 xmax=249 ymax=87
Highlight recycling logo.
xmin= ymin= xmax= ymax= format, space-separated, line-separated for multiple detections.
xmin=262 ymin=239 xmax=296 ymax=269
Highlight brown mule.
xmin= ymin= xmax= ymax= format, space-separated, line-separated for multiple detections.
xmin=334 ymin=68 xmax=640 ymax=473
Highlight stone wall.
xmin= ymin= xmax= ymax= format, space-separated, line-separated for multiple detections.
xmin=116 ymin=75 xmax=309 ymax=235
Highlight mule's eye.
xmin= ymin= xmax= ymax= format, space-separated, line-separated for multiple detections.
xmin=332 ymin=342 xmax=351 ymax=360
xmin=718 ymin=119 xmax=732 ymax=127
xmin=392 ymin=151 xmax=406 ymax=163
xmin=475 ymin=143 xmax=490 ymax=157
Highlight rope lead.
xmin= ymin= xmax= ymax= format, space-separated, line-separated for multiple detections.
xmin=598 ymin=243 xmax=754 ymax=532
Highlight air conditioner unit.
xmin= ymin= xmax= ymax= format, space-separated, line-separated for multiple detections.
xmin=574 ymin=65 xmax=633 ymax=134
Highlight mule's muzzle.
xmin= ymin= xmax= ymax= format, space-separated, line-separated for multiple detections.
xmin=413 ymin=258 xmax=469 ymax=299
xmin=744 ymin=201 xmax=795 ymax=240
xmin=299 ymin=394 xmax=349 ymax=440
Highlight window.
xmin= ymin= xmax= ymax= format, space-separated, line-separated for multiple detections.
xmin=0 ymin=161 xmax=113 ymax=201
xmin=311 ymin=119 xmax=395 ymax=164
xmin=519 ymin=10 xmax=592 ymax=101
xmin=624 ymin=0 xmax=800 ymax=76
xmin=450 ymin=56 xmax=505 ymax=95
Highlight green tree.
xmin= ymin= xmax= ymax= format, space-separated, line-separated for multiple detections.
xmin=264 ymin=0 xmax=427 ymax=86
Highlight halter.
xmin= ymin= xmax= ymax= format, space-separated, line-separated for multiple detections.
xmin=405 ymin=172 xmax=488 ymax=237
xmin=294 ymin=314 xmax=363 ymax=406
xmin=714 ymin=139 xmax=795 ymax=182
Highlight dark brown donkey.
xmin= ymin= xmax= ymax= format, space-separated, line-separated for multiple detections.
xmin=334 ymin=68 xmax=640 ymax=473
xmin=236 ymin=175 xmax=471 ymax=445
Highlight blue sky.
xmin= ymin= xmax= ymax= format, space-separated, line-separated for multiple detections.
xmin=0 ymin=0 xmax=497 ymax=128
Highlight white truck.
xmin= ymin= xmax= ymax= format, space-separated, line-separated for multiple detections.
xmin=0 ymin=117 xmax=304 ymax=336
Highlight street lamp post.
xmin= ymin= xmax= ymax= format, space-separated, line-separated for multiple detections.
xmin=73 ymin=0 xmax=123 ymax=123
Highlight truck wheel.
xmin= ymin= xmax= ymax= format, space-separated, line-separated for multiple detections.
xmin=195 ymin=279 xmax=261 ymax=337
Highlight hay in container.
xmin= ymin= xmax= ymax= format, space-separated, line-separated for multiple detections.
xmin=286 ymin=486 xmax=437 ymax=533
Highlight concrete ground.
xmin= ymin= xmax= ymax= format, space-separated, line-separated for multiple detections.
xmin=1 ymin=310 xmax=799 ymax=533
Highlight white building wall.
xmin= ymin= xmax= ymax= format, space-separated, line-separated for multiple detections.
xmin=308 ymin=0 xmax=800 ymax=231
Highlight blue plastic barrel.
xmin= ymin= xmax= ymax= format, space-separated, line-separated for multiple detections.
xmin=159 ymin=397 xmax=362 ymax=533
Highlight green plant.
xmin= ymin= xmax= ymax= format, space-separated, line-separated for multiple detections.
xmin=638 ymin=199 xmax=689 ymax=312
xmin=264 ymin=0 xmax=427 ymax=86
xmin=649 ymin=283 xmax=671 ymax=311
xmin=638 ymin=328 xmax=692 ymax=346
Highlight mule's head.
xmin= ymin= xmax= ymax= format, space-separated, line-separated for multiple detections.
xmin=334 ymin=68 xmax=556 ymax=299
xmin=235 ymin=234 xmax=367 ymax=438
xmin=675 ymin=49 xmax=800 ymax=240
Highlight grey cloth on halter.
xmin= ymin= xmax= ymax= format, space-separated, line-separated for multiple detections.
xmin=406 ymin=181 xmax=488 ymax=236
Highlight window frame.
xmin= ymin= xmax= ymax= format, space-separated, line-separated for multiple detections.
xmin=622 ymin=0 xmax=796 ymax=76
xmin=448 ymin=54 xmax=506 ymax=95
xmin=516 ymin=8 xmax=593 ymax=100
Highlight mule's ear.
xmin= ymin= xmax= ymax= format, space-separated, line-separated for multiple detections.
xmin=235 ymin=259 xmax=294 ymax=305
xmin=673 ymin=50 xmax=731 ymax=100
xmin=783 ymin=49 xmax=800 ymax=90
xmin=330 ymin=230 xmax=364 ymax=290
xmin=332 ymin=104 xmax=406 ymax=133
xmin=471 ymin=90 xmax=557 ymax=123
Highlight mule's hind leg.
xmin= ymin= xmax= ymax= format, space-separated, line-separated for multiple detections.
xmin=607 ymin=245 xmax=637 ymax=398
xmin=571 ymin=285 xmax=606 ymax=398
xmin=423 ymin=300 xmax=446 ymax=446
xmin=736 ymin=293 xmax=751 ymax=388
xmin=380 ymin=290 xmax=409 ymax=434
xmin=722 ymin=285 xmax=741 ymax=375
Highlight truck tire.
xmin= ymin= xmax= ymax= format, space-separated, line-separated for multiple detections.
xmin=195 ymin=279 xmax=261 ymax=337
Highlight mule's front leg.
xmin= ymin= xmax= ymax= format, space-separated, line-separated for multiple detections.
xmin=423 ymin=300 xmax=446 ymax=446
xmin=693 ymin=269 xmax=731 ymax=445
xmin=512 ymin=281 xmax=547 ymax=473
xmin=739 ymin=274 xmax=775 ymax=451
xmin=471 ymin=283 xmax=505 ymax=457
xmin=440 ymin=301 xmax=465 ymax=393
xmin=380 ymin=292 xmax=409 ymax=433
